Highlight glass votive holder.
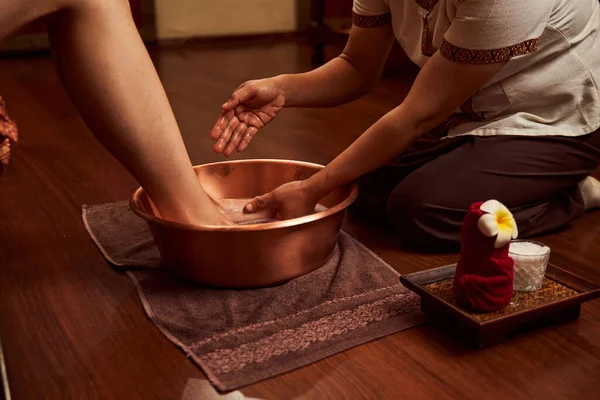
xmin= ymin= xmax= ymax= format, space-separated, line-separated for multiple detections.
xmin=509 ymin=240 xmax=551 ymax=292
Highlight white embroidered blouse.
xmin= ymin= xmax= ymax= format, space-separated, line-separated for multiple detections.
xmin=353 ymin=0 xmax=600 ymax=138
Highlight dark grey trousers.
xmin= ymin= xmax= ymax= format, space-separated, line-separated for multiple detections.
xmin=352 ymin=126 xmax=600 ymax=248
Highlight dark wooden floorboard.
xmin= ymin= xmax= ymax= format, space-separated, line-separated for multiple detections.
xmin=0 ymin=42 xmax=599 ymax=399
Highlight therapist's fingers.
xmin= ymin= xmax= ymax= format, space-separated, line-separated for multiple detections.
xmin=219 ymin=117 xmax=240 ymax=149
xmin=210 ymin=111 xmax=230 ymax=140
xmin=213 ymin=116 xmax=239 ymax=154
xmin=224 ymin=122 xmax=247 ymax=157
xmin=238 ymin=109 xmax=265 ymax=128
xmin=245 ymin=191 xmax=276 ymax=213
xmin=236 ymin=126 xmax=258 ymax=153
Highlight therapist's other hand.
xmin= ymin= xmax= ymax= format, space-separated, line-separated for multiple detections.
xmin=244 ymin=180 xmax=320 ymax=221
xmin=211 ymin=78 xmax=285 ymax=158
xmin=214 ymin=197 xmax=277 ymax=224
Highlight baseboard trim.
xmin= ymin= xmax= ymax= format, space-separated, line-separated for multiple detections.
xmin=148 ymin=31 xmax=306 ymax=47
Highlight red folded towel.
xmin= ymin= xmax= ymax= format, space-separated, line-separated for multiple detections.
xmin=453 ymin=201 xmax=516 ymax=312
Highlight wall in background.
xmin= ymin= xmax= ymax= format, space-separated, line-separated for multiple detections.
xmin=0 ymin=0 xmax=304 ymax=53
xmin=153 ymin=0 xmax=298 ymax=40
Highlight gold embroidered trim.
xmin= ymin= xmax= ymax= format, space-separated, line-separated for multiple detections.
xmin=440 ymin=38 xmax=541 ymax=64
xmin=352 ymin=12 xmax=392 ymax=28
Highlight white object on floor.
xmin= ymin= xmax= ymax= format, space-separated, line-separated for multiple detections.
xmin=579 ymin=176 xmax=600 ymax=210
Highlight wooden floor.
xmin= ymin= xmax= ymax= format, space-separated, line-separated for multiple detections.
xmin=1 ymin=41 xmax=599 ymax=400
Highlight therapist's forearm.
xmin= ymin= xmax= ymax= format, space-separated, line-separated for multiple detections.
xmin=306 ymin=105 xmax=444 ymax=197
xmin=301 ymin=51 xmax=508 ymax=200
xmin=274 ymin=55 xmax=378 ymax=108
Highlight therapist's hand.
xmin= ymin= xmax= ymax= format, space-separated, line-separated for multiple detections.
xmin=203 ymin=190 xmax=276 ymax=224
xmin=211 ymin=78 xmax=285 ymax=158
xmin=244 ymin=180 xmax=321 ymax=221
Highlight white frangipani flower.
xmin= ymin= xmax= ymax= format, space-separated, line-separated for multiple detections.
xmin=477 ymin=199 xmax=519 ymax=248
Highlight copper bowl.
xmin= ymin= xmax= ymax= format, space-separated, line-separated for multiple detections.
xmin=130 ymin=159 xmax=358 ymax=288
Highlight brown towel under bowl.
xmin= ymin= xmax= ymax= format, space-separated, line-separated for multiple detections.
xmin=82 ymin=202 xmax=424 ymax=392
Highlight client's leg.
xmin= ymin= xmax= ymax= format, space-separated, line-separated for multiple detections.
xmin=0 ymin=0 xmax=228 ymax=225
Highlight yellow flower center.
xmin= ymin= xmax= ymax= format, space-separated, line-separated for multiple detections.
xmin=496 ymin=209 xmax=514 ymax=231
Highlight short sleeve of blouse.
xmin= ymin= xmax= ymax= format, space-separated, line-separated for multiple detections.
xmin=352 ymin=0 xmax=392 ymax=28
xmin=441 ymin=0 xmax=551 ymax=64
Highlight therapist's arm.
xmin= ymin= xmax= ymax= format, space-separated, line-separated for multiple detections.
xmin=245 ymin=53 xmax=506 ymax=218
xmin=211 ymin=22 xmax=396 ymax=157
xmin=275 ymin=23 xmax=396 ymax=107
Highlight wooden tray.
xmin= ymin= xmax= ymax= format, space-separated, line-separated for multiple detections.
xmin=400 ymin=264 xmax=600 ymax=347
